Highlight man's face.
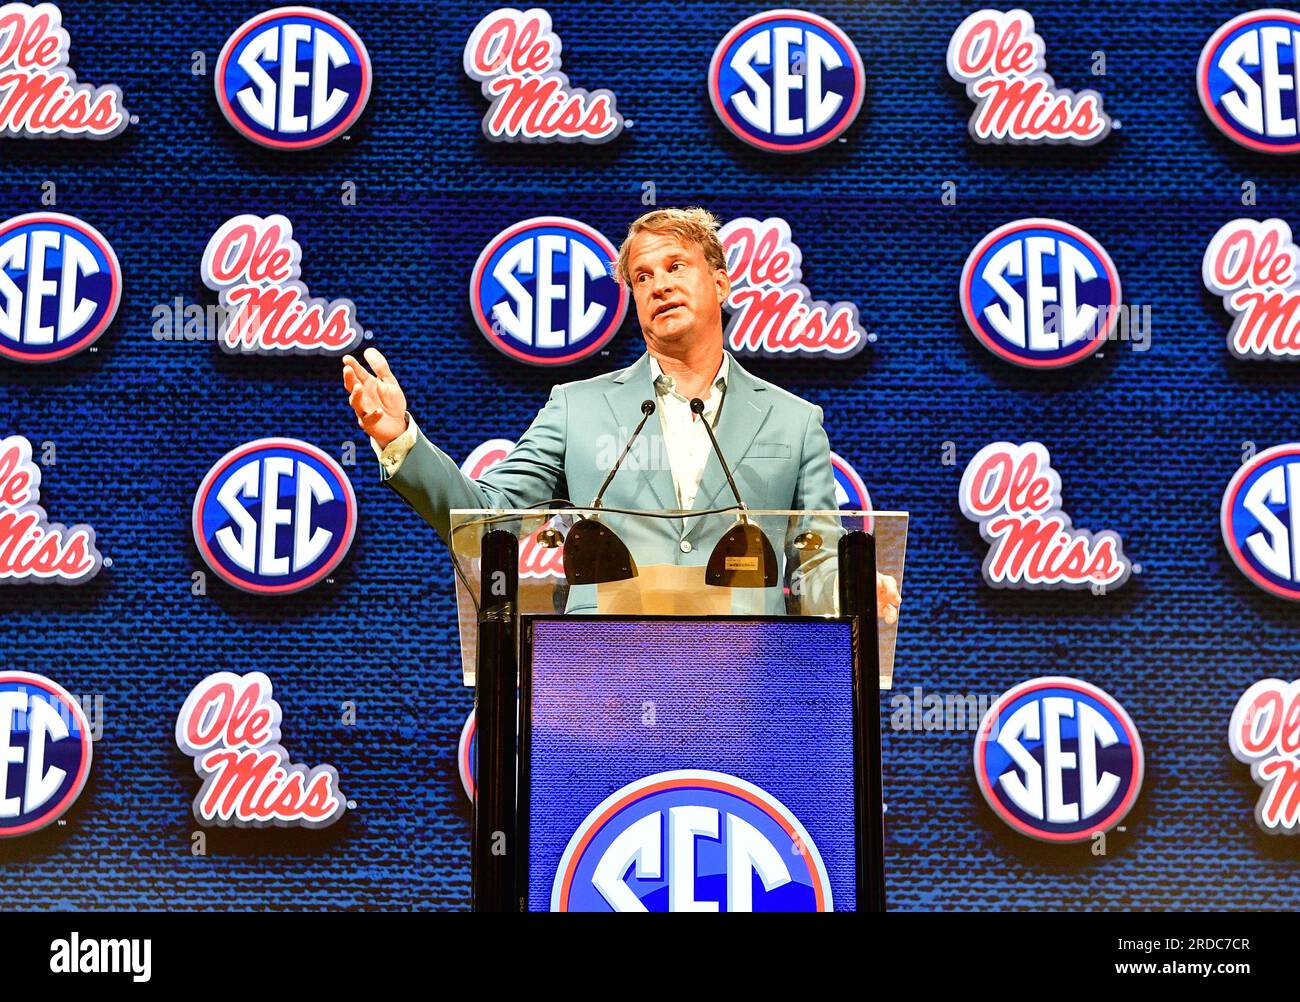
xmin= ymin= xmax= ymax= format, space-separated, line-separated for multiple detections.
xmin=625 ymin=230 xmax=729 ymax=349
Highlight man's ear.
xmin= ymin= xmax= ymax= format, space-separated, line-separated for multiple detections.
xmin=714 ymin=267 xmax=730 ymax=305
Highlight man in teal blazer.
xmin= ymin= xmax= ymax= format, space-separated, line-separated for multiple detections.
xmin=342 ymin=207 xmax=899 ymax=619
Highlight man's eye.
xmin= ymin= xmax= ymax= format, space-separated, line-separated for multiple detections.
xmin=671 ymin=262 xmax=683 ymax=271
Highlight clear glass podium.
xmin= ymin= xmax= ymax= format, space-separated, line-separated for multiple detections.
xmin=449 ymin=507 xmax=909 ymax=913
xmin=448 ymin=508 xmax=909 ymax=687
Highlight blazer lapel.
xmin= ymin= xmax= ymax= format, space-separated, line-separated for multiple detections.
xmin=602 ymin=353 xmax=677 ymax=514
xmin=686 ymin=353 xmax=771 ymax=539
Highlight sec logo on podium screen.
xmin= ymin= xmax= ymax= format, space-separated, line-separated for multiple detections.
xmin=0 ymin=212 xmax=121 ymax=364
xmin=974 ymin=677 xmax=1143 ymax=843
xmin=551 ymin=770 xmax=833 ymax=912
xmin=470 ymin=216 xmax=627 ymax=365
xmin=215 ymin=6 xmax=371 ymax=150
xmin=192 ymin=438 xmax=357 ymax=594
xmin=0 ymin=672 xmax=93 ymax=837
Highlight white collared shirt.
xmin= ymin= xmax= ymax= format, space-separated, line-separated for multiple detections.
xmin=648 ymin=353 xmax=728 ymax=510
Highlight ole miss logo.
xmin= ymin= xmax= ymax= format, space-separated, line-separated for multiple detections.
xmin=1222 ymin=443 xmax=1300 ymax=601
xmin=463 ymin=7 xmax=624 ymax=143
xmin=215 ymin=6 xmax=371 ymax=150
xmin=0 ymin=434 xmax=102 ymax=584
xmin=0 ymin=212 xmax=120 ymax=364
xmin=709 ymin=9 xmax=864 ymax=153
xmin=1198 ymin=10 xmax=1300 ymax=154
xmin=719 ymin=216 xmax=867 ymax=358
xmin=975 ymin=677 xmax=1143 ymax=843
xmin=200 ymin=213 xmax=364 ymax=355
xmin=960 ymin=441 xmax=1131 ymax=590
xmin=192 ymin=438 xmax=356 ymax=595
xmin=552 ymin=770 xmax=833 ymax=912
xmin=1230 ymin=678 xmax=1300 ymax=833
xmin=0 ymin=2 xmax=129 ymax=139
xmin=176 ymin=671 xmax=346 ymax=828
xmin=470 ymin=216 xmax=627 ymax=365
xmin=462 ymin=439 xmax=565 ymax=579
xmin=0 ymin=671 xmax=91 ymax=836
xmin=1203 ymin=217 xmax=1300 ymax=360
xmin=947 ymin=9 xmax=1111 ymax=146
xmin=961 ymin=218 xmax=1121 ymax=368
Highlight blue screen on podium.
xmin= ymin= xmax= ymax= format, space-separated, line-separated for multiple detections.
xmin=525 ymin=617 xmax=858 ymax=912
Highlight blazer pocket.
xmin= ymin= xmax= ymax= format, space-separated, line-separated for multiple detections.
xmin=746 ymin=442 xmax=792 ymax=459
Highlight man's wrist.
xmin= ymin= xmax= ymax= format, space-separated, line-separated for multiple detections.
xmin=372 ymin=414 xmax=419 ymax=474
xmin=375 ymin=414 xmax=410 ymax=451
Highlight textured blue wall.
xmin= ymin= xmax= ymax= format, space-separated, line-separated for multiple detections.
xmin=0 ymin=0 xmax=1294 ymax=910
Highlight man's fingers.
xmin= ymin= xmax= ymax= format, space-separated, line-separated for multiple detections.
xmin=359 ymin=409 xmax=386 ymax=435
xmin=342 ymin=354 xmax=371 ymax=386
xmin=348 ymin=385 xmax=370 ymax=416
xmin=876 ymin=573 xmax=901 ymax=623
xmin=364 ymin=347 xmax=394 ymax=382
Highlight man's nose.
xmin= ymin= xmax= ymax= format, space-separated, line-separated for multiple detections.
xmin=652 ymin=271 xmax=676 ymax=297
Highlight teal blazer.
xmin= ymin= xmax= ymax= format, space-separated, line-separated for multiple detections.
xmin=384 ymin=351 xmax=841 ymax=612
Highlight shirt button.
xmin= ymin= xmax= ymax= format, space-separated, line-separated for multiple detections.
xmin=680 ymin=540 xmax=692 ymax=553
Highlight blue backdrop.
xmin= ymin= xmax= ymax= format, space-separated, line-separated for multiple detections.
xmin=1 ymin=0 xmax=1295 ymax=910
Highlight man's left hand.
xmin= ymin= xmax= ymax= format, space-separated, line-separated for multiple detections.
xmin=877 ymin=572 xmax=901 ymax=625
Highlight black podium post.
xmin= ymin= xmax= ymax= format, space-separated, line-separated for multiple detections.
xmin=838 ymin=529 xmax=886 ymax=913
xmin=473 ymin=529 xmax=519 ymax=912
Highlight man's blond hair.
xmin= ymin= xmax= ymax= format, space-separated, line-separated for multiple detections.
xmin=616 ymin=206 xmax=727 ymax=285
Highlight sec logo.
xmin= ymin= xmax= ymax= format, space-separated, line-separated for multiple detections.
xmin=192 ymin=438 xmax=356 ymax=594
xmin=460 ymin=439 xmax=514 ymax=480
xmin=215 ymin=6 xmax=371 ymax=150
xmin=829 ymin=450 xmax=870 ymax=512
xmin=975 ymin=677 xmax=1143 ymax=843
xmin=458 ymin=699 xmax=523 ymax=800
xmin=552 ymin=769 xmax=833 ymax=912
xmin=709 ymin=10 xmax=864 ymax=154
xmin=470 ymin=216 xmax=627 ymax=365
xmin=0 ymin=212 xmax=121 ymax=364
xmin=0 ymin=671 xmax=92 ymax=837
xmin=1222 ymin=443 xmax=1300 ymax=600
xmin=1198 ymin=10 xmax=1300 ymax=154
xmin=458 ymin=709 xmax=477 ymax=800
xmin=961 ymin=218 xmax=1121 ymax=368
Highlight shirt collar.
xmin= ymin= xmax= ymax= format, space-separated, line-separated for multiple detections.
xmin=649 ymin=352 xmax=729 ymax=398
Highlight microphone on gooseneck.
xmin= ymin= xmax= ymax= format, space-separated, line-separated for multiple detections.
xmin=590 ymin=399 xmax=656 ymax=509
xmin=564 ymin=399 xmax=655 ymax=585
xmin=690 ymin=397 xmax=745 ymax=512
xmin=689 ymin=395 xmax=777 ymax=588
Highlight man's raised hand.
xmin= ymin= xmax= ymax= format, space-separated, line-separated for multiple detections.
xmin=342 ymin=348 xmax=408 ymax=448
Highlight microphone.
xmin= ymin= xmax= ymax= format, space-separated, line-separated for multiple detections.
xmin=591 ymin=399 xmax=656 ymax=509
xmin=690 ymin=397 xmax=744 ymax=511
xmin=689 ymin=396 xmax=777 ymax=588
xmin=562 ymin=399 xmax=655 ymax=585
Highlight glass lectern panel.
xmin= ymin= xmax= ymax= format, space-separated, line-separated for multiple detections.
xmin=448 ymin=508 xmax=909 ymax=688
xmin=447 ymin=509 xmax=904 ymax=691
